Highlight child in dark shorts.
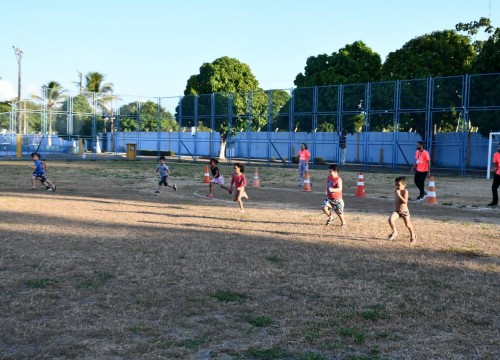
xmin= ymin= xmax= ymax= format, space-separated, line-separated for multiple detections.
xmin=388 ymin=176 xmax=416 ymax=242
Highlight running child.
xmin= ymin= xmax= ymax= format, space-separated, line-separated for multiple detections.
xmin=230 ymin=163 xmax=249 ymax=212
xmin=207 ymin=158 xmax=232 ymax=198
xmin=322 ymin=164 xmax=346 ymax=226
xmin=30 ymin=152 xmax=56 ymax=191
xmin=387 ymin=176 xmax=416 ymax=242
xmin=154 ymin=156 xmax=177 ymax=194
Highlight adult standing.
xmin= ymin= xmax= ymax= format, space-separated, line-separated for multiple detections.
xmin=297 ymin=143 xmax=311 ymax=187
xmin=488 ymin=143 xmax=500 ymax=206
xmin=410 ymin=141 xmax=431 ymax=201
xmin=339 ymin=129 xmax=347 ymax=165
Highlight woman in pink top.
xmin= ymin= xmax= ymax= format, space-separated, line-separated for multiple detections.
xmin=488 ymin=143 xmax=500 ymax=206
xmin=230 ymin=163 xmax=249 ymax=212
xmin=297 ymin=143 xmax=311 ymax=187
xmin=410 ymin=141 xmax=431 ymax=201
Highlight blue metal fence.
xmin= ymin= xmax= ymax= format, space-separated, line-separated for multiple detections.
xmin=1 ymin=74 xmax=499 ymax=175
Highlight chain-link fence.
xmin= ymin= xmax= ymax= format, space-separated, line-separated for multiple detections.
xmin=1 ymin=73 xmax=499 ymax=175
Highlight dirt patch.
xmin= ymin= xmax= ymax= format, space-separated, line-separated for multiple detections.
xmin=0 ymin=160 xmax=499 ymax=359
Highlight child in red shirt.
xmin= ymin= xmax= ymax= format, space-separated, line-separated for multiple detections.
xmin=322 ymin=164 xmax=346 ymax=226
xmin=230 ymin=163 xmax=249 ymax=212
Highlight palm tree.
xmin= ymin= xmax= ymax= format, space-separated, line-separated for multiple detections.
xmin=33 ymin=81 xmax=66 ymax=145
xmin=83 ymin=72 xmax=115 ymax=115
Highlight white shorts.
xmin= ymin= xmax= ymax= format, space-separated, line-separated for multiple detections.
xmin=210 ymin=176 xmax=225 ymax=185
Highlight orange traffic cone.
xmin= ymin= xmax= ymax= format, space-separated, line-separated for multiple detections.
xmin=302 ymin=171 xmax=312 ymax=192
xmin=253 ymin=168 xmax=260 ymax=188
xmin=203 ymin=165 xmax=210 ymax=183
xmin=425 ymin=176 xmax=438 ymax=204
xmin=355 ymin=172 xmax=366 ymax=197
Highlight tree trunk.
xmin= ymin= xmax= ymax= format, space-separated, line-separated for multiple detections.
xmin=218 ymin=138 xmax=227 ymax=160
xmin=48 ymin=109 xmax=53 ymax=146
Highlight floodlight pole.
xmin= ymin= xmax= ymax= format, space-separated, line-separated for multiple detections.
xmin=13 ymin=46 xmax=23 ymax=134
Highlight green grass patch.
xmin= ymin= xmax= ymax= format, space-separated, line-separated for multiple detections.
xmin=211 ymin=290 xmax=248 ymax=303
xmin=361 ymin=304 xmax=387 ymax=321
xmin=76 ymin=271 xmax=114 ymax=290
xmin=26 ymin=278 xmax=58 ymax=288
xmin=339 ymin=328 xmax=365 ymax=344
xmin=242 ymin=347 xmax=289 ymax=359
xmin=265 ymin=255 xmax=283 ymax=265
xmin=244 ymin=314 xmax=273 ymax=327
xmin=176 ymin=337 xmax=206 ymax=350
xmin=300 ymin=352 xmax=327 ymax=360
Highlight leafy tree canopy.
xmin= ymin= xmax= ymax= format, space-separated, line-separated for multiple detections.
xmin=185 ymin=56 xmax=259 ymax=95
xmin=382 ymin=30 xmax=475 ymax=80
xmin=118 ymin=100 xmax=177 ymax=132
xmin=294 ymin=41 xmax=382 ymax=87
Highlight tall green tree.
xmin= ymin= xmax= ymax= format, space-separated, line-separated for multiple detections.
xmin=82 ymin=71 xmax=115 ymax=116
xmin=117 ymin=100 xmax=177 ymax=132
xmin=381 ymin=30 xmax=475 ymax=80
xmin=33 ymin=81 xmax=66 ymax=144
xmin=183 ymin=56 xmax=262 ymax=159
xmin=60 ymin=94 xmax=93 ymax=136
xmin=294 ymin=41 xmax=382 ymax=87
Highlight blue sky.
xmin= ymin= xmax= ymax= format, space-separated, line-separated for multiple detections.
xmin=1 ymin=0 xmax=498 ymax=101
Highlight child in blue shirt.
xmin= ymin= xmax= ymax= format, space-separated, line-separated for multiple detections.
xmin=30 ymin=152 xmax=56 ymax=191
xmin=154 ymin=156 xmax=177 ymax=194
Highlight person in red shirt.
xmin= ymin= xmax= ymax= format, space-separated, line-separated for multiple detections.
xmin=230 ymin=163 xmax=249 ymax=212
xmin=297 ymin=143 xmax=311 ymax=187
xmin=410 ymin=141 xmax=431 ymax=201
xmin=322 ymin=164 xmax=346 ymax=227
xmin=488 ymin=143 xmax=500 ymax=206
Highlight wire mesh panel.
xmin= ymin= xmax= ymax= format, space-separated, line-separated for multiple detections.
xmin=400 ymin=79 xmax=428 ymax=110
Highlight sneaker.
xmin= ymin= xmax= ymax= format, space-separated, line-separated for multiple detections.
xmin=173 ymin=184 xmax=177 ymax=191
xmin=207 ymin=194 xmax=213 ymax=199
xmin=45 ymin=187 xmax=53 ymax=192
xmin=487 ymin=202 xmax=498 ymax=206
xmin=45 ymin=186 xmax=51 ymax=191
xmin=325 ymin=218 xmax=333 ymax=226
xmin=410 ymin=235 xmax=417 ymax=243
xmin=52 ymin=185 xmax=56 ymax=192
xmin=340 ymin=223 xmax=347 ymax=227
xmin=387 ymin=233 xmax=397 ymax=241
xmin=155 ymin=190 xmax=160 ymax=195
xmin=229 ymin=189 xmax=233 ymax=195
xmin=415 ymin=195 xmax=424 ymax=201
xmin=29 ymin=187 xmax=35 ymax=190
xmin=298 ymin=184 xmax=302 ymax=188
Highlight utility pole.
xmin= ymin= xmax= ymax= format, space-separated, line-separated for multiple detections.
xmin=13 ymin=46 xmax=23 ymax=134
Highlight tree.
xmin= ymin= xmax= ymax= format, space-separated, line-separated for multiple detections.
xmin=382 ymin=30 xmax=475 ymax=80
xmin=33 ymin=81 xmax=66 ymax=144
xmin=294 ymin=41 xmax=382 ymax=87
xmin=117 ymin=100 xmax=177 ymax=132
xmin=82 ymin=72 xmax=115 ymax=116
xmin=183 ymin=56 xmax=261 ymax=159
xmin=60 ymin=94 xmax=93 ymax=136
xmin=293 ymin=41 xmax=382 ymax=134
xmin=455 ymin=17 xmax=494 ymax=54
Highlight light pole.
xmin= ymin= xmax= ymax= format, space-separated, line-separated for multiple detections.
xmin=12 ymin=46 xmax=23 ymax=134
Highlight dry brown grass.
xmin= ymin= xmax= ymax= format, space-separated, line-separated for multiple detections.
xmin=1 ymin=160 xmax=499 ymax=359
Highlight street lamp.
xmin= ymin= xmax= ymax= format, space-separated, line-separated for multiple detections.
xmin=12 ymin=46 xmax=23 ymax=133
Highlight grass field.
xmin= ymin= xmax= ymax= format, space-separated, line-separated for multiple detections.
xmin=1 ymin=159 xmax=499 ymax=359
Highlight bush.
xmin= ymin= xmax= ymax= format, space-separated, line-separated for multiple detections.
xmin=314 ymin=157 xmax=326 ymax=165
xmin=137 ymin=150 xmax=175 ymax=157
